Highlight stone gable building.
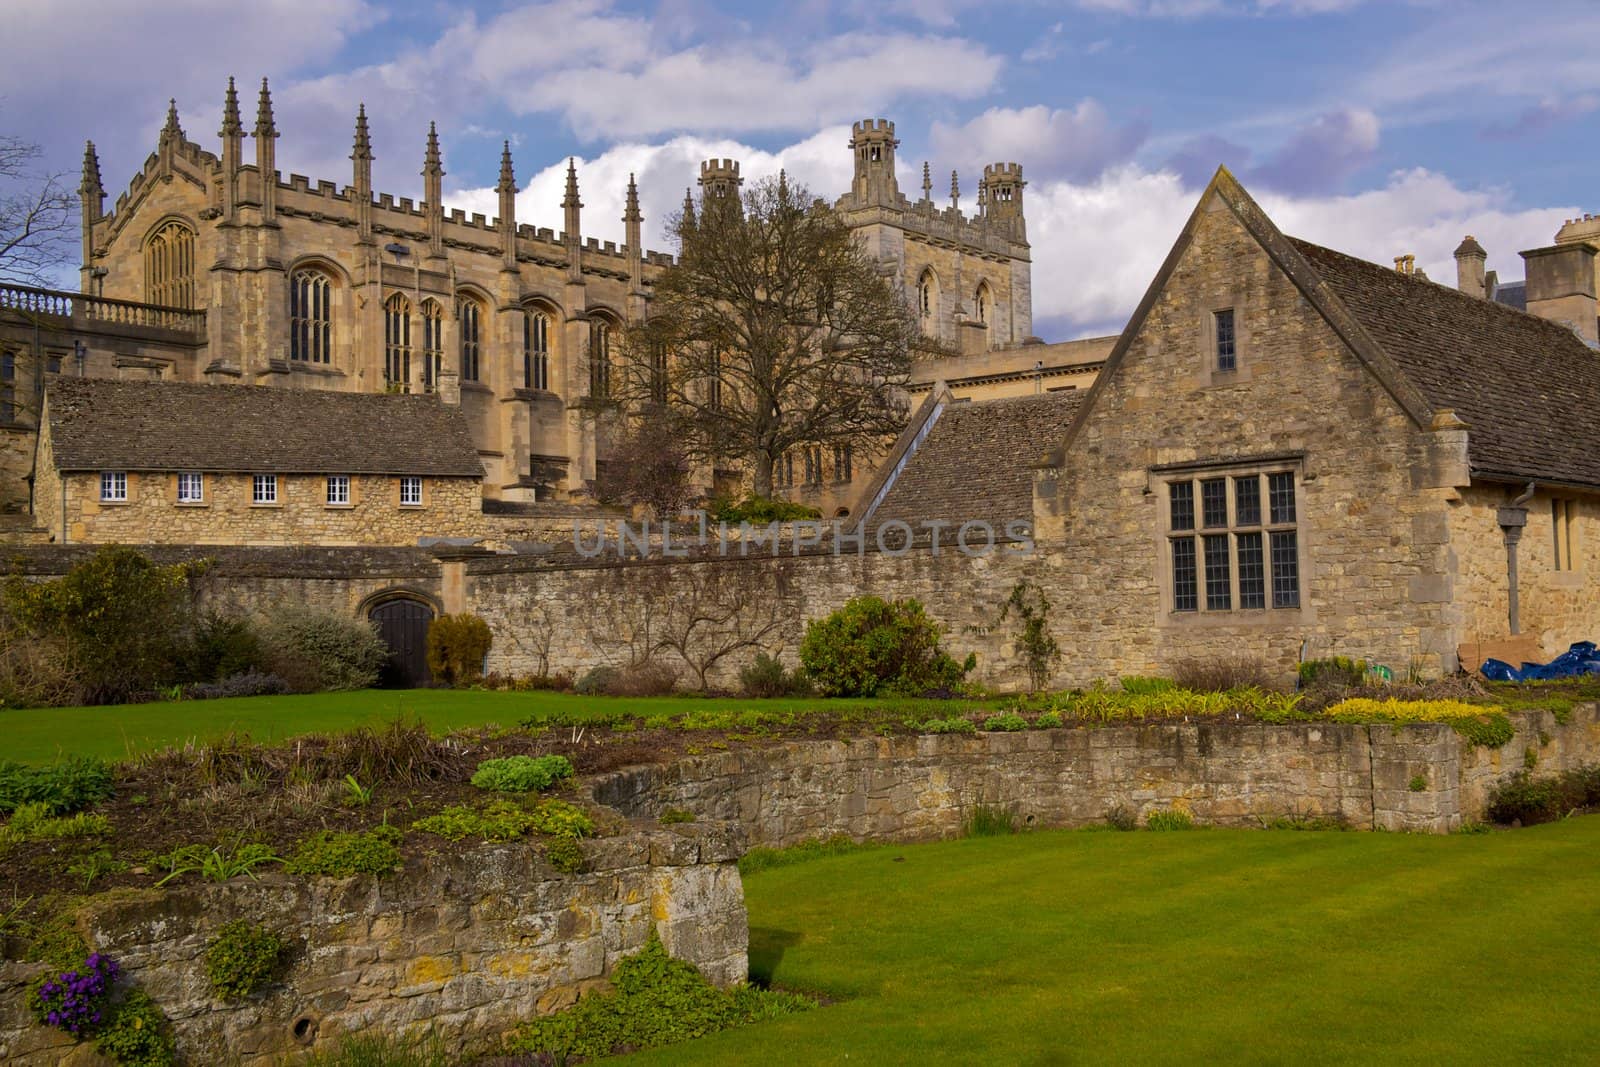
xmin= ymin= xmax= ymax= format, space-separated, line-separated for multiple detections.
xmin=33 ymin=376 xmax=484 ymax=546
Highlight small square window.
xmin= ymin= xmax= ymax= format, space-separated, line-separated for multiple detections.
xmin=326 ymin=475 xmax=350 ymax=506
xmin=1215 ymin=309 xmax=1236 ymax=371
xmin=177 ymin=472 xmax=204 ymax=503
xmin=400 ymin=476 xmax=423 ymax=507
xmin=100 ymin=471 xmax=127 ymax=502
xmin=253 ymin=474 xmax=278 ymax=505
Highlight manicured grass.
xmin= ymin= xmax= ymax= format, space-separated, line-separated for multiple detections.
xmin=0 ymin=689 xmax=955 ymax=766
xmin=635 ymin=818 xmax=1600 ymax=1065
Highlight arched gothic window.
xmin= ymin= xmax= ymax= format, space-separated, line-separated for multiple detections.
xmin=384 ymin=293 xmax=411 ymax=391
xmin=708 ymin=351 xmax=723 ymax=411
xmin=650 ymin=342 xmax=668 ymax=405
xmin=917 ymin=271 xmax=938 ymax=334
xmin=975 ymin=283 xmax=991 ymax=327
xmin=290 ymin=269 xmax=333 ymax=363
xmin=145 ymin=221 xmax=196 ymax=308
xmin=524 ymin=310 xmax=552 ymax=391
xmin=421 ymin=299 xmax=444 ymax=393
xmin=589 ymin=319 xmax=612 ymax=399
xmin=457 ymin=297 xmax=482 ymax=382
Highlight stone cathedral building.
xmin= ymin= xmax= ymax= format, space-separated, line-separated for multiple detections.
xmin=0 ymin=80 xmax=1064 ymax=519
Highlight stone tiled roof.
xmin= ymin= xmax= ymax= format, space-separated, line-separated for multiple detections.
xmin=1291 ymin=239 xmax=1600 ymax=488
xmin=46 ymin=377 xmax=484 ymax=478
xmin=869 ymin=390 xmax=1085 ymax=532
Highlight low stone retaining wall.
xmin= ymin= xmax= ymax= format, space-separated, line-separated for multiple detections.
xmin=594 ymin=705 xmax=1600 ymax=842
xmin=0 ymin=826 xmax=747 ymax=1065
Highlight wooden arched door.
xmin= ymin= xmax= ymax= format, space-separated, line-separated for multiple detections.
xmin=370 ymin=598 xmax=435 ymax=688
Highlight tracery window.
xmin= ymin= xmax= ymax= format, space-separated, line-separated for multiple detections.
xmin=384 ymin=293 xmax=412 ymax=392
xmin=145 ymin=221 xmax=196 ymax=308
xmin=421 ymin=300 xmax=444 ymax=393
xmin=290 ymin=269 xmax=333 ymax=363
xmin=457 ymin=297 xmax=482 ymax=382
xmin=524 ymin=310 xmax=551 ymax=391
xmin=589 ymin=319 xmax=612 ymax=399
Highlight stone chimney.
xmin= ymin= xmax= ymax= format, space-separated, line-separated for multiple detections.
xmin=1454 ymin=235 xmax=1487 ymax=299
xmin=1521 ymin=242 xmax=1599 ymax=346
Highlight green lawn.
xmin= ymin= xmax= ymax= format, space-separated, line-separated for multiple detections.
xmin=0 ymin=689 xmax=952 ymax=766
xmin=635 ymin=819 xmax=1600 ymax=1065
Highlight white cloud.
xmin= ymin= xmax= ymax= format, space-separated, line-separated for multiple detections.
xmin=929 ymin=103 xmax=1149 ymax=184
xmin=1026 ymin=165 xmax=1575 ymax=339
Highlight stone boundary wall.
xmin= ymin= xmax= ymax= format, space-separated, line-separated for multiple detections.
xmin=594 ymin=705 xmax=1600 ymax=843
xmin=0 ymin=826 xmax=747 ymax=1066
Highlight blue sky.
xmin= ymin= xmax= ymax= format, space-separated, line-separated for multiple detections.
xmin=3 ymin=0 xmax=1598 ymax=338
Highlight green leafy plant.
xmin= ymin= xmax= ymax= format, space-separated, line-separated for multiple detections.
xmin=709 ymin=495 xmax=822 ymax=523
xmin=963 ymin=804 xmax=1018 ymax=837
xmin=1298 ymin=656 xmax=1371 ymax=689
xmin=469 ymin=754 xmax=574 ymax=793
xmin=1409 ymin=775 xmax=1428 ymax=792
xmin=799 ymin=595 xmax=974 ymax=698
xmin=919 ymin=715 xmax=977 ymax=735
xmin=153 ymin=843 xmax=282 ymax=886
xmin=545 ymin=836 xmax=585 ymax=873
xmin=284 ymin=825 xmax=402 ymax=877
xmin=1146 ymin=808 xmax=1195 ymax=831
xmin=0 ymin=756 xmax=114 ymax=815
xmin=296 ymin=1031 xmax=448 ymax=1067
xmin=92 ymin=990 xmax=174 ymax=1067
xmin=1119 ymin=676 xmax=1178 ymax=695
xmin=660 ymin=808 xmax=697 ymax=825
xmin=205 ymin=920 xmax=286 ymax=1001
xmin=998 ymin=580 xmax=1061 ymax=691
xmin=66 ymin=849 xmax=127 ymax=890
xmin=981 ymin=712 xmax=1029 ymax=732
xmin=342 ymin=774 xmax=374 ymax=807
xmin=257 ymin=606 xmax=387 ymax=693
xmin=1487 ymin=766 xmax=1600 ymax=826
xmin=425 ymin=612 xmax=493 ymax=686
xmin=1036 ymin=710 xmax=1064 ymax=729
xmin=506 ymin=930 xmax=815 ymax=1059
xmin=1 ymin=802 xmax=110 ymax=843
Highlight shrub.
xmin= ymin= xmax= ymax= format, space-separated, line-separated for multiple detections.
xmin=573 ymin=664 xmax=620 ymax=695
xmin=205 ymin=921 xmax=286 ymax=1001
xmin=1174 ymin=656 xmax=1281 ymax=693
xmin=1104 ymin=805 xmax=1138 ymax=831
xmin=470 ymin=754 xmax=574 ymax=793
xmin=574 ymin=661 xmax=678 ymax=696
xmin=181 ymin=670 xmax=291 ymax=701
xmin=1321 ymin=698 xmax=1515 ymax=747
xmin=1146 ymin=808 xmax=1195 ymax=831
xmin=739 ymin=652 xmax=812 ymax=698
xmin=799 ymin=595 xmax=973 ymax=697
xmin=175 ymin=613 xmax=264 ymax=685
xmin=920 ymin=715 xmax=977 ymax=735
xmin=998 ymin=580 xmax=1061 ymax=691
xmin=1487 ymin=767 xmax=1600 ymax=826
xmin=709 ymin=495 xmax=822 ymax=524
xmin=982 ymin=712 xmax=1029 ymax=732
xmin=0 ymin=756 xmax=114 ymax=815
xmin=506 ymin=931 xmax=814 ymax=1059
xmin=258 ymin=607 xmax=387 ymax=693
xmin=0 ymin=630 xmax=82 ymax=709
xmin=285 ymin=824 xmax=403 ymax=877
xmin=1036 ymin=710 xmax=1064 ymax=729
xmin=92 ymin=990 xmax=174 ymax=1067
xmin=1298 ymin=656 xmax=1371 ymax=689
xmin=425 ymin=613 xmax=493 ymax=686
xmin=964 ymin=804 xmax=1018 ymax=837
xmin=4 ymin=547 xmax=202 ymax=704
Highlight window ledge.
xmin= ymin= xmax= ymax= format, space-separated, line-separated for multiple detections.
xmin=98 ymin=499 xmax=129 ymax=506
xmin=325 ymin=503 xmax=355 ymax=510
xmin=250 ymin=502 xmax=282 ymax=509
xmin=176 ymin=501 xmax=208 ymax=508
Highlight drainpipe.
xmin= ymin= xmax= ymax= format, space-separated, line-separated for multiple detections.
xmin=1497 ymin=482 xmax=1536 ymax=635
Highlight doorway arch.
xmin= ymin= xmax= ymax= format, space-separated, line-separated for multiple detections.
xmin=366 ymin=593 xmax=437 ymax=688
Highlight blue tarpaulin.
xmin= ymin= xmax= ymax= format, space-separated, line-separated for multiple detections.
xmin=1482 ymin=641 xmax=1600 ymax=682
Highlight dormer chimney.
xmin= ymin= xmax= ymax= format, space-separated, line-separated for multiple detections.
xmin=1454 ymin=235 xmax=1487 ymax=299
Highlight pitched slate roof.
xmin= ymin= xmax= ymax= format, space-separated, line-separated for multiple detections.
xmin=1290 ymin=239 xmax=1600 ymax=488
xmin=868 ymin=390 xmax=1084 ymax=533
xmin=46 ymin=377 xmax=484 ymax=478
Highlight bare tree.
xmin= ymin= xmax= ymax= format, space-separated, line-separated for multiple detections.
xmin=0 ymin=135 xmax=75 ymax=288
xmin=614 ymin=175 xmax=925 ymax=498
xmin=596 ymin=412 xmax=700 ymax=520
